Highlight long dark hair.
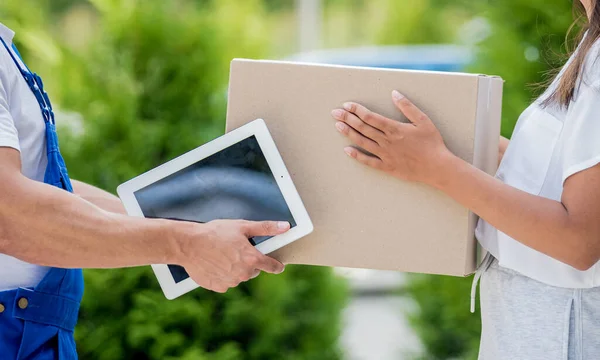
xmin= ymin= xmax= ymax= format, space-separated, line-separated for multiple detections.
xmin=543 ymin=0 xmax=600 ymax=108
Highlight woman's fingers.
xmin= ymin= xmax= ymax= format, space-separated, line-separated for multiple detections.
xmin=342 ymin=102 xmax=395 ymax=133
xmin=333 ymin=92 xmax=448 ymax=183
xmin=391 ymin=90 xmax=431 ymax=126
xmin=335 ymin=121 xmax=380 ymax=155
xmin=344 ymin=147 xmax=384 ymax=170
xmin=339 ymin=92 xmax=431 ymax=130
xmin=331 ymin=108 xmax=384 ymax=142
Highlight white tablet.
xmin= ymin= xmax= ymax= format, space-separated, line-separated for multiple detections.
xmin=117 ymin=119 xmax=313 ymax=299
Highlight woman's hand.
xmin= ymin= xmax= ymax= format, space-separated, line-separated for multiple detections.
xmin=331 ymin=90 xmax=454 ymax=186
xmin=332 ymin=92 xmax=600 ymax=271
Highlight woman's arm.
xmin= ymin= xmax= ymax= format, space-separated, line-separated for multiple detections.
xmin=434 ymin=154 xmax=600 ymax=271
xmin=499 ymin=135 xmax=509 ymax=165
xmin=331 ymin=92 xmax=600 ymax=270
xmin=72 ymin=179 xmax=126 ymax=214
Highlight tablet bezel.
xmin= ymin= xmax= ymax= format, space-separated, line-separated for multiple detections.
xmin=117 ymin=118 xmax=313 ymax=299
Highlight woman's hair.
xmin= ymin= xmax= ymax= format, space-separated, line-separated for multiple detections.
xmin=543 ymin=0 xmax=600 ymax=108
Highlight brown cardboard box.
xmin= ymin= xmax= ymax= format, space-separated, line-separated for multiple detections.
xmin=226 ymin=59 xmax=503 ymax=276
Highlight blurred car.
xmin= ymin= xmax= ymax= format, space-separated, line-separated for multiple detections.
xmin=286 ymin=44 xmax=473 ymax=72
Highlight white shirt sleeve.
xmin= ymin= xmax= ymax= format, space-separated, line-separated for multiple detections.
xmin=561 ymin=83 xmax=600 ymax=184
xmin=0 ymin=75 xmax=19 ymax=151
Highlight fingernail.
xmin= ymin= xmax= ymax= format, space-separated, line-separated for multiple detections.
xmin=343 ymin=102 xmax=353 ymax=111
xmin=335 ymin=122 xmax=346 ymax=132
xmin=278 ymin=221 xmax=290 ymax=230
xmin=278 ymin=266 xmax=285 ymax=274
xmin=344 ymin=147 xmax=355 ymax=158
xmin=392 ymin=90 xmax=405 ymax=101
xmin=331 ymin=109 xmax=344 ymax=119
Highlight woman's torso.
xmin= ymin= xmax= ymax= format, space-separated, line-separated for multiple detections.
xmin=476 ymin=37 xmax=600 ymax=288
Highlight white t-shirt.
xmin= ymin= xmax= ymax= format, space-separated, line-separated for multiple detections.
xmin=0 ymin=23 xmax=51 ymax=291
xmin=476 ymin=36 xmax=600 ymax=288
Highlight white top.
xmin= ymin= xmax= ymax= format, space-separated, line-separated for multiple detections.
xmin=0 ymin=23 xmax=51 ymax=291
xmin=476 ymin=36 xmax=600 ymax=288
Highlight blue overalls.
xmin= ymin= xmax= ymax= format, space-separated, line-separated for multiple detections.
xmin=0 ymin=38 xmax=83 ymax=359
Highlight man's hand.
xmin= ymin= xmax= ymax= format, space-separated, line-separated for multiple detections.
xmin=173 ymin=220 xmax=289 ymax=293
xmin=0 ymin=147 xmax=290 ymax=284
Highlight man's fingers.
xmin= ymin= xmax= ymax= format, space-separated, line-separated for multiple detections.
xmin=244 ymin=221 xmax=290 ymax=237
xmin=254 ymin=255 xmax=285 ymax=274
xmin=200 ymin=279 xmax=229 ymax=293
xmin=344 ymin=147 xmax=384 ymax=170
xmin=238 ymin=269 xmax=261 ymax=282
xmin=237 ymin=267 xmax=260 ymax=282
xmin=391 ymin=90 xmax=430 ymax=126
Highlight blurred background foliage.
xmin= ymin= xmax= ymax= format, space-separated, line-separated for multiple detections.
xmin=1 ymin=1 xmax=347 ymax=359
xmin=0 ymin=0 xmax=579 ymax=359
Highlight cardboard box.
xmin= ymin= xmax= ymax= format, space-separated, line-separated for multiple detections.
xmin=226 ymin=59 xmax=503 ymax=276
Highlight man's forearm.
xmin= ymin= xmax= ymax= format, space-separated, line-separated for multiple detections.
xmin=0 ymin=147 xmax=288 ymax=293
xmin=72 ymin=179 xmax=127 ymax=214
xmin=0 ymin=174 xmax=182 ymax=269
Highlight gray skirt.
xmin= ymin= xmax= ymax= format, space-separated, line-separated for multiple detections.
xmin=478 ymin=258 xmax=600 ymax=360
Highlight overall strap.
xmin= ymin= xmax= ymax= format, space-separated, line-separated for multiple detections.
xmin=0 ymin=37 xmax=55 ymax=124
xmin=0 ymin=36 xmax=82 ymax=336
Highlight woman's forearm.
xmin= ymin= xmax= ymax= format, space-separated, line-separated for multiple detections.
xmin=432 ymin=154 xmax=593 ymax=270
xmin=72 ymin=179 xmax=127 ymax=214
xmin=498 ymin=135 xmax=509 ymax=165
xmin=0 ymin=172 xmax=180 ymax=269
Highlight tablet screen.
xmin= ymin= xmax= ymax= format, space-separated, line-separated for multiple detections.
xmin=134 ymin=135 xmax=297 ymax=283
